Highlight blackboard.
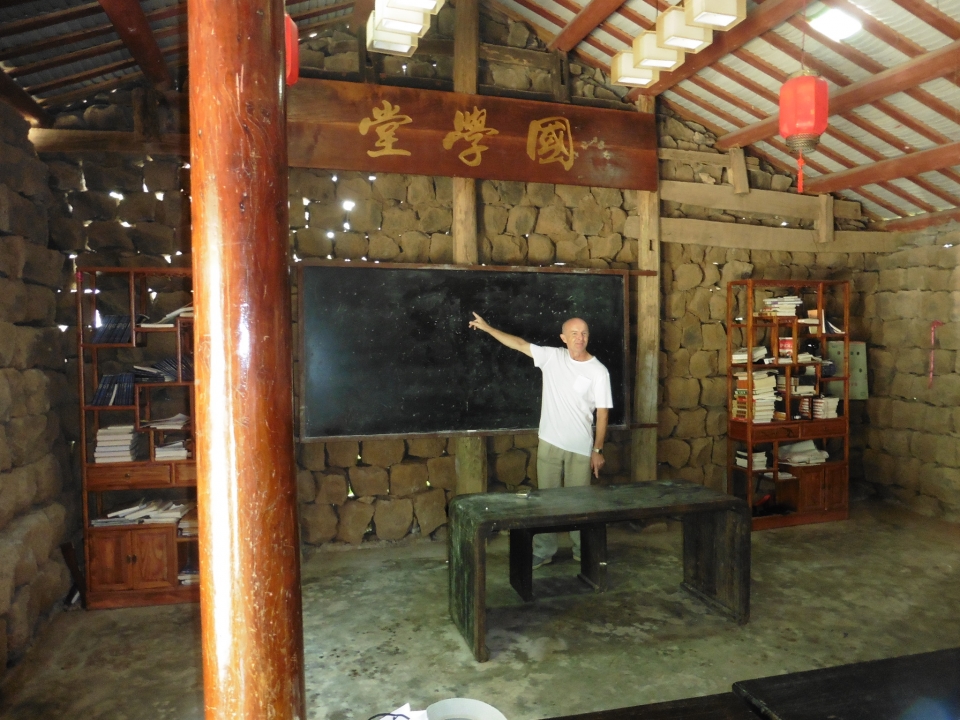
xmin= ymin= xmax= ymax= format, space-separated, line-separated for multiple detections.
xmin=299 ymin=263 xmax=629 ymax=440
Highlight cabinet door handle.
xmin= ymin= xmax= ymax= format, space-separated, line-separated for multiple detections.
xmin=124 ymin=472 xmax=132 ymax=478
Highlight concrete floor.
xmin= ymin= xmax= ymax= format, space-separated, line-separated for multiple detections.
xmin=3 ymin=498 xmax=960 ymax=720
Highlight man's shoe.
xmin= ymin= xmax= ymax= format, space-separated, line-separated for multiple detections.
xmin=532 ymin=556 xmax=552 ymax=570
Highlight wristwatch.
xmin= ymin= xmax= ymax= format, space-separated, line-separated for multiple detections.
xmin=593 ymin=447 xmax=603 ymax=454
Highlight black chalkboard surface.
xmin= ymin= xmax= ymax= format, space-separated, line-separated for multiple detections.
xmin=299 ymin=263 xmax=628 ymax=440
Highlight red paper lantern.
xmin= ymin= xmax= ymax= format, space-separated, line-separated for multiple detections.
xmin=779 ymin=72 xmax=828 ymax=192
xmin=285 ymin=13 xmax=299 ymax=85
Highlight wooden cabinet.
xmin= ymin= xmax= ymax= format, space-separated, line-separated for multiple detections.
xmin=726 ymin=280 xmax=850 ymax=530
xmin=78 ymin=268 xmax=199 ymax=608
xmin=88 ymin=526 xmax=177 ymax=593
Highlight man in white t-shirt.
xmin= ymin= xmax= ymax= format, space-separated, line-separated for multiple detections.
xmin=468 ymin=312 xmax=614 ymax=568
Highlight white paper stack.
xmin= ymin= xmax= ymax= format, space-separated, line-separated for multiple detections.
xmin=93 ymin=425 xmax=144 ymax=463
xmin=731 ymin=346 xmax=766 ymax=364
xmin=736 ymin=450 xmax=769 ymax=469
xmin=762 ymin=295 xmax=803 ymax=317
xmin=91 ymin=499 xmax=196 ymax=526
xmin=813 ymin=396 xmax=841 ymax=419
xmin=156 ymin=440 xmax=189 ymax=461
xmin=778 ymin=440 xmax=829 ymax=465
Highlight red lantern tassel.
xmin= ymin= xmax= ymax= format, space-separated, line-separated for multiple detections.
xmin=797 ymin=151 xmax=805 ymax=194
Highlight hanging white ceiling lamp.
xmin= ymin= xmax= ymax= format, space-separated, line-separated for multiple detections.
xmin=374 ymin=0 xmax=431 ymax=36
xmin=656 ymin=5 xmax=712 ymax=52
xmin=610 ymin=52 xmax=660 ymax=87
xmin=685 ymin=0 xmax=746 ymax=29
xmin=366 ymin=12 xmax=419 ymax=56
xmin=632 ymin=31 xmax=684 ymax=71
xmin=385 ymin=0 xmax=443 ymax=15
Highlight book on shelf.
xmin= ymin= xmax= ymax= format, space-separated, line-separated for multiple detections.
xmin=141 ymin=412 xmax=190 ymax=430
xmin=93 ymin=426 xmax=144 ymax=463
xmin=133 ymin=356 xmax=193 ymax=383
xmin=90 ymin=315 xmax=132 ymax=344
xmin=139 ymin=303 xmax=194 ymax=329
xmin=778 ymin=440 xmax=830 ymax=465
xmin=759 ymin=295 xmax=802 ymax=317
xmin=90 ymin=373 xmax=135 ymax=406
xmin=731 ymin=346 xmax=766 ymax=364
xmin=155 ymin=440 xmax=189 ymax=461
xmin=92 ymin=499 xmax=196 ymax=527
xmin=178 ymin=507 xmax=198 ymax=537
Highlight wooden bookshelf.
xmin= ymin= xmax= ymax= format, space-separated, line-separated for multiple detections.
xmin=77 ymin=267 xmax=198 ymax=608
xmin=725 ymin=279 xmax=850 ymax=531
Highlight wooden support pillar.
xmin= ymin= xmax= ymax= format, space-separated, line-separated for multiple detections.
xmin=729 ymin=147 xmax=749 ymax=195
xmin=188 ymin=0 xmax=306 ymax=716
xmin=817 ymin=193 xmax=835 ymax=244
xmin=632 ymin=95 xmax=660 ymax=483
xmin=452 ymin=0 xmax=486 ymax=494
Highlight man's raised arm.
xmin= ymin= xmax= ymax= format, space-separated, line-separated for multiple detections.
xmin=468 ymin=312 xmax=533 ymax=357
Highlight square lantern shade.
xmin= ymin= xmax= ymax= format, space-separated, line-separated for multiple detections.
xmin=374 ymin=0 xmax=431 ymax=37
xmin=685 ymin=0 xmax=746 ymax=29
xmin=366 ymin=12 xmax=418 ymax=56
xmin=657 ymin=6 xmax=712 ymax=52
xmin=385 ymin=0 xmax=444 ymax=14
xmin=632 ymin=31 xmax=684 ymax=70
xmin=610 ymin=52 xmax=660 ymax=87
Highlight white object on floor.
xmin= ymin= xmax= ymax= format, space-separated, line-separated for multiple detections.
xmin=427 ymin=699 xmax=507 ymax=720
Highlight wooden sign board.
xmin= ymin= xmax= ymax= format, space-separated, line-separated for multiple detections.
xmin=287 ymin=79 xmax=658 ymax=191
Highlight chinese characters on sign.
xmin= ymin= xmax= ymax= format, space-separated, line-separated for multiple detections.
xmin=442 ymin=107 xmax=499 ymax=167
xmin=526 ymin=117 xmax=575 ymax=171
xmin=357 ymin=102 xmax=577 ymax=171
xmin=358 ymin=100 xmax=413 ymax=157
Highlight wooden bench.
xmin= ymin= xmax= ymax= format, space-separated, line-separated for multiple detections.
xmin=733 ymin=647 xmax=960 ymax=720
xmin=448 ymin=481 xmax=751 ymax=662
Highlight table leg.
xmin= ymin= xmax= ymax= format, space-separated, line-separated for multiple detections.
xmin=680 ymin=507 xmax=751 ymax=624
xmin=577 ymin=524 xmax=607 ymax=592
xmin=449 ymin=517 xmax=490 ymax=661
xmin=509 ymin=529 xmax=535 ymax=602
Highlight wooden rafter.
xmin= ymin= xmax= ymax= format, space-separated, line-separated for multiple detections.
xmin=626 ymin=0 xmax=810 ymax=100
xmin=0 ymin=3 xmax=184 ymax=63
xmin=805 ymin=143 xmax=960 ymax=195
xmin=548 ymin=0 xmax=628 ymax=52
xmin=888 ymin=0 xmax=960 ymax=39
xmin=715 ymin=38 xmax=960 ymax=151
xmin=0 ymin=68 xmax=52 ymax=126
xmin=26 ymin=43 xmax=184 ymax=96
xmin=0 ymin=2 xmax=104 ymax=39
xmin=8 ymin=24 xmax=184 ymax=80
xmin=98 ymin=0 xmax=173 ymax=88
xmin=881 ymin=207 xmax=960 ymax=232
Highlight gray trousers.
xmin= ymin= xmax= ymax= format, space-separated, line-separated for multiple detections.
xmin=532 ymin=440 xmax=592 ymax=560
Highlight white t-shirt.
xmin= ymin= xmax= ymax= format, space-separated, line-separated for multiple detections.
xmin=530 ymin=344 xmax=613 ymax=457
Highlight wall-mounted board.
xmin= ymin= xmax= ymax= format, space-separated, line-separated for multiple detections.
xmin=299 ymin=263 xmax=629 ymax=440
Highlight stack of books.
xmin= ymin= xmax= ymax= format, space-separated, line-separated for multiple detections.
xmin=91 ymin=499 xmax=196 ymax=526
xmin=777 ymin=376 xmax=817 ymax=397
xmin=133 ymin=356 xmax=194 ymax=383
xmin=178 ymin=507 xmax=198 ymax=537
xmin=93 ymin=425 xmax=144 ymax=463
xmin=156 ymin=440 xmax=189 ymax=461
xmin=91 ymin=373 xmax=135 ymax=406
xmin=735 ymin=450 xmax=769 ymax=469
xmin=90 ymin=315 xmax=132 ymax=344
xmin=812 ymin=396 xmax=841 ymax=419
xmin=731 ymin=346 xmax=766 ymax=364
xmin=762 ymin=469 xmax=796 ymax=482
xmin=733 ymin=370 xmax=777 ymax=423
xmin=178 ymin=568 xmax=200 ymax=586
xmin=142 ymin=413 xmax=190 ymax=430
xmin=760 ymin=295 xmax=803 ymax=317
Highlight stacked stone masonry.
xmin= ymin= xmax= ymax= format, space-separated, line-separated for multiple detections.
xmin=0 ymin=99 xmax=77 ymax=670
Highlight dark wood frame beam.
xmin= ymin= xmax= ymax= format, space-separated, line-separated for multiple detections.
xmin=715 ymin=37 xmax=960 ymax=151
xmin=548 ymin=0 xmax=629 ymax=52
xmin=0 ymin=1 xmax=104 ymax=39
xmin=25 ymin=42 xmax=184 ymax=95
xmin=0 ymin=69 xmax=52 ymax=126
xmin=805 ymin=142 xmax=960 ymax=195
xmin=98 ymin=0 xmax=173 ymax=88
xmin=881 ymin=207 xmax=960 ymax=232
xmin=0 ymin=3 xmax=184 ymax=63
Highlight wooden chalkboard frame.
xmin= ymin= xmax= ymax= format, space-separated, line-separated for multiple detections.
xmin=297 ymin=261 xmax=631 ymax=441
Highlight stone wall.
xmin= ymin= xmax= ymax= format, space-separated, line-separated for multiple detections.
xmin=861 ymin=237 xmax=960 ymax=520
xmin=0 ymin=100 xmax=77 ymax=669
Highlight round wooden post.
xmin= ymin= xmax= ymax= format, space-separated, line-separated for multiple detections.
xmin=188 ymin=0 xmax=306 ymax=716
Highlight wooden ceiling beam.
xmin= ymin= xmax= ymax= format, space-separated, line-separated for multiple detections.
xmin=98 ymin=0 xmax=173 ymax=88
xmin=0 ymin=69 xmax=52 ymax=126
xmin=888 ymin=0 xmax=960 ymax=39
xmin=0 ymin=1 xmax=104 ymax=39
xmin=880 ymin=207 xmax=960 ymax=232
xmin=715 ymin=37 xmax=960 ymax=151
xmin=26 ymin=43 xmax=184 ymax=96
xmin=626 ymin=0 xmax=809 ymax=100
xmin=806 ymin=142 xmax=960 ymax=195
xmin=8 ymin=24 xmax=184 ymax=80
xmin=548 ymin=0 xmax=629 ymax=52
xmin=0 ymin=3 xmax=184 ymax=63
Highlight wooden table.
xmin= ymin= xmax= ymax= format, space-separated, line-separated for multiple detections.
xmin=733 ymin=647 xmax=960 ymax=720
xmin=448 ymin=481 xmax=751 ymax=662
